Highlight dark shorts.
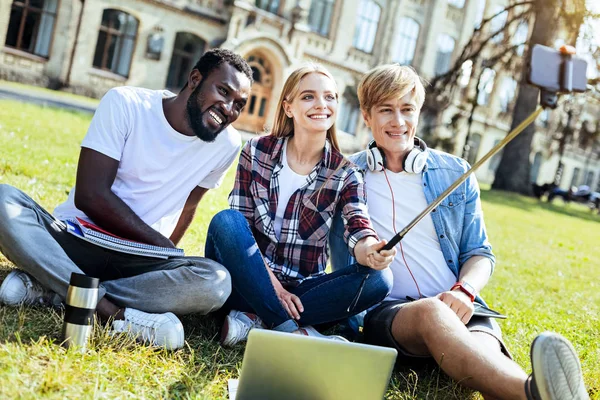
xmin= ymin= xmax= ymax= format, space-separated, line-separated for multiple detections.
xmin=363 ymin=300 xmax=512 ymax=367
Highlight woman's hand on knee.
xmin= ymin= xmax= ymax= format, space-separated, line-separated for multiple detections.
xmin=275 ymin=286 xmax=303 ymax=320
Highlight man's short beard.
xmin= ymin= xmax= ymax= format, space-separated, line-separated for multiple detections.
xmin=186 ymin=81 xmax=222 ymax=142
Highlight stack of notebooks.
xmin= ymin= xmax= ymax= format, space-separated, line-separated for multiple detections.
xmin=65 ymin=217 xmax=184 ymax=259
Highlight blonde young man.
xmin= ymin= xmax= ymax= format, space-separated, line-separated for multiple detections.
xmin=330 ymin=65 xmax=589 ymax=400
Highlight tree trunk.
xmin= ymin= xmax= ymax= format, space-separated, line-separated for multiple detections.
xmin=491 ymin=0 xmax=558 ymax=194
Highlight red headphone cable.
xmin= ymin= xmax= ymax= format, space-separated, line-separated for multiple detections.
xmin=382 ymin=167 xmax=423 ymax=299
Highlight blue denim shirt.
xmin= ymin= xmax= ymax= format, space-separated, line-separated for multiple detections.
xmin=329 ymin=149 xmax=495 ymax=304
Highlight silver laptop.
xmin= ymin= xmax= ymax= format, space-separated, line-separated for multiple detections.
xmin=229 ymin=329 xmax=397 ymax=400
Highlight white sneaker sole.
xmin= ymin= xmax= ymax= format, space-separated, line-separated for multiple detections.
xmin=0 ymin=270 xmax=24 ymax=306
xmin=530 ymin=332 xmax=589 ymax=400
xmin=220 ymin=314 xmax=238 ymax=347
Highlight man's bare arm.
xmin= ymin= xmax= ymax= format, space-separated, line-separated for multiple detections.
xmin=169 ymin=186 xmax=208 ymax=246
xmin=74 ymin=148 xmax=175 ymax=248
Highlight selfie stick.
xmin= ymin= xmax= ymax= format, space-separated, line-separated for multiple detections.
xmin=381 ymin=108 xmax=542 ymax=251
xmin=382 ymin=45 xmax=586 ymax=252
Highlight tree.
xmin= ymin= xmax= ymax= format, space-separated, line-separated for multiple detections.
xmin=492 ymin=0 xmax=587 ymax=194
xmin=421 ymin=0 xmax=592 ymax=195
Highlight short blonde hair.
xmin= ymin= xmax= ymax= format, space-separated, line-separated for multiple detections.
xmin=270 ymin=63 xmax=341 ymax=152
xmin=357 ymin=64 xmax=426 ymax=114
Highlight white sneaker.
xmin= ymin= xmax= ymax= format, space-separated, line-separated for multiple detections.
xmin=294 ymin=326 xmax=349 ymax=342
xmin=0 ymin=270 xmax=58 ymax=307
xmin=111 ymin=308 xmax=184 ymax=350
xmin=527 ymin=332 xmax=589 ymax=400
xmin=220 ymin=310 xmax=264 ymax=347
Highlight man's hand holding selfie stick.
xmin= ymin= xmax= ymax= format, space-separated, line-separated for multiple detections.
xmin=381 ymin=44 xmax=589 ymax=253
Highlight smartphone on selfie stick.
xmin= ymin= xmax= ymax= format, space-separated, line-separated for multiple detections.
xmin=381 ymin=44 xmax=588 ymax=252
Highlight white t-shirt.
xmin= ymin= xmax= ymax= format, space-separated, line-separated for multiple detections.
xmin=365 ymin=169 xmax=456 ymax=301
xmin=273 ymin=140 xmax=309 ymax=238
xmin=54 ymin=86 xmax=241 ymax=238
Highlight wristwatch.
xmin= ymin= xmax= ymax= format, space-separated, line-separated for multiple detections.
xmin=451 ymin=281 xmax=476 ymax=302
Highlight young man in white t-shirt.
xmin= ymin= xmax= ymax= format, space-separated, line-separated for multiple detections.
xmin=330 ymin=65 xmax=589 ymax=399
xmin=0 ymin=49 xmax=253 ymax=350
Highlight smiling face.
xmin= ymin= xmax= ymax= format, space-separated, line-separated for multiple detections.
xmin=363 ymin=91 xmax=420 ymax=166
xmin=186 ymin=62 xmax=251 ymax=142
xmin=283 ymin=72 xmax=338 ymax=137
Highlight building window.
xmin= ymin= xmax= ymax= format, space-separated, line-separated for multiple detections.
xmin=308 ymin=0 xmax=335 ymax=36
xmin=490 ymin=6 xmax=507 ymax=43
xmin=477 ymin=68 xmax=495 ymax=105
xmin=513 ymin=22 xmax=529 ymax=56
xmin=434 ymin=34 xmax=455 ymax=75
xmin=458 ymin=60 xmax=473 ymax=87
xmin=393 ymin=18 xmax=419 ymax=65
xmin=447 ymin=0 xmax=465 ymax=8
xmin=166 ymin=33 xmax=206 ymax=91
xmin=466 ymin=133 xmax=482 ymax=165
xmin=5 ymin=0 xmax=59 ymax=58
xmin=570 ymin=167 xmax=580 ymax=188
xmin=338 ymin=104 xmax=360 ymax=136
xmin=488 ymin=139 xmax=502 ymax=172
xmin=474 ymin=0 xmax=486 ymax=28
xmin=530 ymin=152 xmax=542 ymax=183
xmin=498 ymin=77 xmax=517 ymax=112
xmin=256 ymin=0 xmax=280 ymax=14
xmin=93 ymin=9 xmax=139 ymax=77
xmin=584 ymin=171 xmax=594 ymax=187
xmin=352 ymin=0 xmax=380 ymax=53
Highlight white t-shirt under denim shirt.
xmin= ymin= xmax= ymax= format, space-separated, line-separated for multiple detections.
xmin=365 ymin=169 xmax=456 ymax=301
xmin=54 ymin=86 xmax=241 ymax=238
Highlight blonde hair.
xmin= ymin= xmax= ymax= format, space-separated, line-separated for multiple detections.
xmin=270 ymin=63 xmax=341 ymax=152
xmin=358 ymin=64 xmax=426 ymax=114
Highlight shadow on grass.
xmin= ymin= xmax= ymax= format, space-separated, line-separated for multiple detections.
xmin=481 ymin=189 xmax=600 ymax=224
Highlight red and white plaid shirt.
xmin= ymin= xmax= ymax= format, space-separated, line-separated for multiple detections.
xmin=229 ymin=135 xmax=378 ymax=285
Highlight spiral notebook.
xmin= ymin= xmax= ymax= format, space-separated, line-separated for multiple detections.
xmin=65 ymin=217 xmax=184 ymax=259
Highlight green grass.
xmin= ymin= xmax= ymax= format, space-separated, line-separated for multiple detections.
xmin=0 ymin=99 xmax=599 ymax=399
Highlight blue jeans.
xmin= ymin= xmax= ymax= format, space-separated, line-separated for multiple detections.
xmin=205 ymin=209 xmax=393 ymax=332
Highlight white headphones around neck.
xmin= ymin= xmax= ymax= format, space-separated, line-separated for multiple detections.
xmin=366 ymin=137 xmax=428 ymax=173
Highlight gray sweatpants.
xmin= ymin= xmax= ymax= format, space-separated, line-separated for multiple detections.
xmin=0 ymin=184 xmax=231 ymax=315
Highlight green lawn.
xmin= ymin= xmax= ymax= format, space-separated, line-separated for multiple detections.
xmin=0 ymin=99 xmax=598 ymax=399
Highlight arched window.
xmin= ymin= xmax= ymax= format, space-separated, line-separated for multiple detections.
xmin=353 ymin=0 xmax=381 ymax=53
xmin=166 ymin=33 xmax=206 ymax=91
xmin=434 ymin=34 xmax=455 ymax=75
xmin=393 ymin=18 xmax=419 ymax=65
xmin=308 ymin=0 xmax=335 ymax=36
xmin=5 ymin=0 xmax=59 ymax=58
xmin=338 ymin=88 xmax=361 ymax=135
xmin=477 ymin=68 xmax=495 ymax=105
xmin=93 ymin=9 xmax=139 ymax=77
xmin=256 ymin=0 xmax=280 ymax=14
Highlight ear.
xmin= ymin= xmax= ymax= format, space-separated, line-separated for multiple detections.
xmin=282 ymin=99 xmax=292 ymax=118
xmin=188 ymin=69 xmax=203 ymax=91
xmin=361 ymin=109 xmax=371 ymax=129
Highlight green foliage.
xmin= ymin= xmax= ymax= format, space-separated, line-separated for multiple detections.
xmin=0 ymin=100 xmax=598 ymax=399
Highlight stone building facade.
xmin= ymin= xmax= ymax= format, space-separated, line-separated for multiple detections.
xmin=1 ymin=0 xmax=598 ymax=190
